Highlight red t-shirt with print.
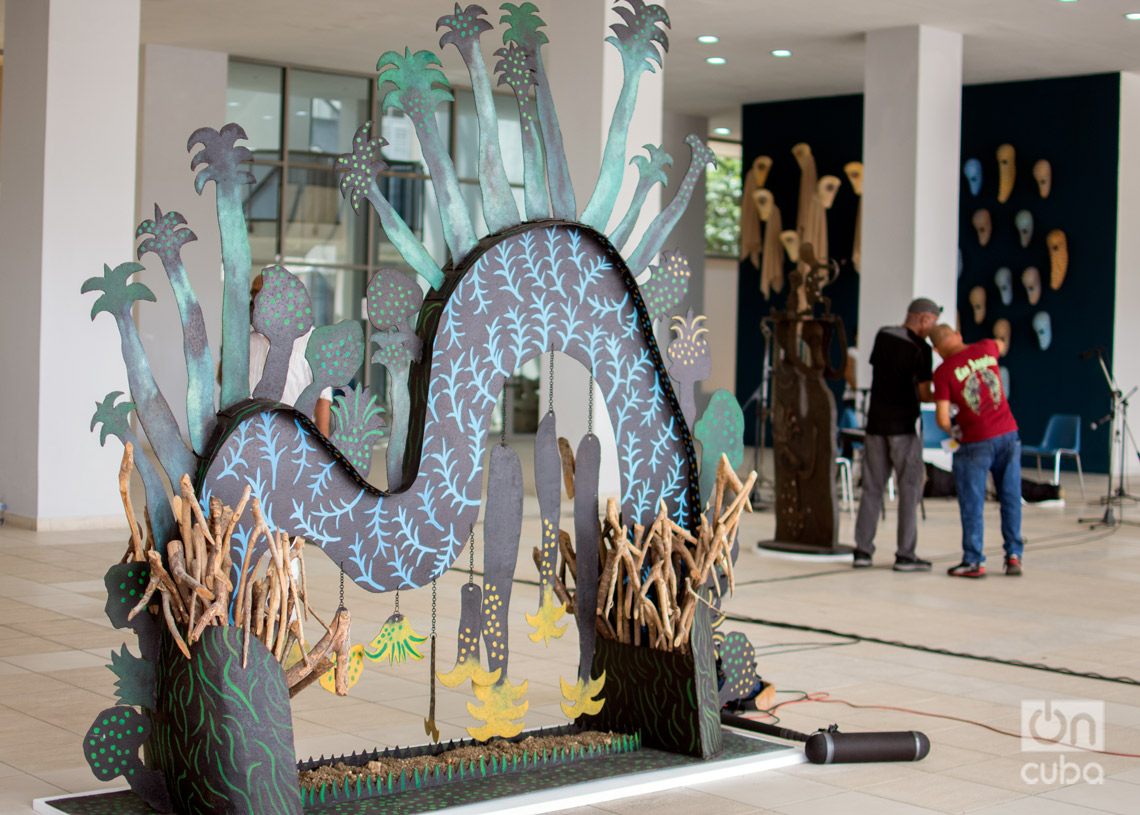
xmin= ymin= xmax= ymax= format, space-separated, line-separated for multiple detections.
xmin=932 ymin=339 xmax=1018 ymax=444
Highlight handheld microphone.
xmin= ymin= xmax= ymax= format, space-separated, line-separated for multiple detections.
xmin=1081 ymin=346 xmax=1106 ymax=360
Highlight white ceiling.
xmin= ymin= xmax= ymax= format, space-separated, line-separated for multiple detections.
xmin=8 ymin=0 xmax=1140 ymax=132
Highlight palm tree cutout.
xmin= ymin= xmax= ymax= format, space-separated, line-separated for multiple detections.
xmin=500 ymin=2 xmax=575 ymax=219
xmin=82 ymin=263 xmax=196 ymax=489
xmin=580 ymin=0 xmax=670 ymax=231
xmin=335 ymin=122 xmax=444 ymax=291
xmin=328 ymin=386 xmax=386 ymax=477
xmin=610 ymin=143 xmax=672 ymax=251
xmin=626 ymin=134 xmax=717 ymax=276
xmin=640 ymin=249 xmax=691 ymax=327
xmin=188 ymin=123 xmax=256 ymax=410
xmin=494 ymin=42 xmax=548 ymax=220
xmin=666 ymin=308 xmax=712 ymax=429
xmin=367 ymin=267 xmax=424 ymax=491
xmin=251 ymin=265 xmax=314 ymax=402
xmin=438 ymin=3 xmax=520 ymax=232
xmin=378 ymin=48 xmax=477 ymax=262
xmin=693 ymin=390 xmax=745 ymax=515
xmin=295 ymin=322 xmax=365 ymax=418
xmin=90 ymin=392 xmax=176 ymax=553
xmin=135 ymin=205 xmax=216 ymax=455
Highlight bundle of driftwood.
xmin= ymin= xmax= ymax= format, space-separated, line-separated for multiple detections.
xmin=115 ymin=442 xmax=351 ymax=696
xmin=550 ymin=455 xmax=755 ymax=653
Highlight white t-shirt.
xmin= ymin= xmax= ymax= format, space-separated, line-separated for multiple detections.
xmin=249 ymin=328 xmax=332 ymax=407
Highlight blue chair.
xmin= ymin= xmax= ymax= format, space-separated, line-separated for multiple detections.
xmin=1022 ymin=414 xmax=1085 ymax=500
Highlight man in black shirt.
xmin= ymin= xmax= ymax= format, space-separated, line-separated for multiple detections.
xmin=853 ymin=298 xmax=940 ymax=571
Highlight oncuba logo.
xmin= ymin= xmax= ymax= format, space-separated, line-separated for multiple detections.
xmin=1021 ymin=700 xmax=1105 ymax=785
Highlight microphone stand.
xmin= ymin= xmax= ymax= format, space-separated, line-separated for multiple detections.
xmin=1080 ymin=349 xmax=1140 ymax=528
xmin=740 ymin=321 xmax=775 ymax=508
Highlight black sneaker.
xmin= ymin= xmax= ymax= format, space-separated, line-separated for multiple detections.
xmin=893 ymin=558 xmax=932 ymax=572
xmin=852 ymin=555 xmax=873 ymax=569
xmin=1004 ymin=555 xmax=1023 ymax=576
xmin=947 ymin=562 xmax=986 ymax=578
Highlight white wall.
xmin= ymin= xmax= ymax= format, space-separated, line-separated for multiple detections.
xmin=136 ymin=45 xmax=228 ymax=455
xmin=1114 ymin=72 xmax=1140 ymax=475
xmin=0 ymin=0 xmax=141 ymax=527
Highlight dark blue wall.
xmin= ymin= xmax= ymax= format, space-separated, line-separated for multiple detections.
xmin=738 ymin=74 xmax=1119 ymax=473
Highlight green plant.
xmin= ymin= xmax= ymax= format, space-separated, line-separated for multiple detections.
xmin=705 ymin=153 xmax=742 ymax=257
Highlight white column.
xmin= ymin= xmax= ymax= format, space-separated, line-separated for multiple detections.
xmin=1113 ymin=72 xmax=1140 ymax=475
xmin=136 ymin=45 xmax=228 ymax=449
xmin=0 ymin=0 xmax=141 ymax=528
xmin=859 ymin=25 xmax=962 ymax=384
xmin=540 ymin=1 xmax=665 ymax=498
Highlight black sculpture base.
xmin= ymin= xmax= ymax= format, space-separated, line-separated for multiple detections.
xmin=756 ymin=540 xmax=855 ymax=557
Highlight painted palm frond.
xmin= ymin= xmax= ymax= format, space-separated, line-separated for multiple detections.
xmin=494 ymin=42 xmax=549 ymax=219
xmin=610 ymin=143 xmax=673 ymax=250
xmin=606 ymin=0 xmax=670 ymax=72
xmin=499 ymin=2 xmax=548 ymax=49
xmin=494 ymin=41 xmax=538 ymax=97
xmin=187 ymin=123 xmax=256 ymax=194
xmin=437 ymin=4 xmax=493 ymax=53
xmin=378 ymin=48 xmax=477 ymax=261
xmin=91 ymin=392 xmax=136 ymax=447
xmin=335 ymin=122 xmax=445 ymax=291
xmin=135 ymin=205 xmax=197 ymax=261
xmin=377 ymin=48 xmax=455 ymax=127
xmin=335 ymin=122 xmax=389 ymax=214
xmin=81 ymin=262 xmax=157 ymax=319
xmin=438 ymin=4 xmax=520 ymax=233
xmin=329 ymin=385 xmax=386 ymax=476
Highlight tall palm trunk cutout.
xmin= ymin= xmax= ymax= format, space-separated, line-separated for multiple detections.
xmin=188 ymin=124 xmax=255 ymax=410
xmin=495 ymin=42 xmax=549 ymax=220
xmin=501 ymin=2 xmax=575 ymax=219
xmin=580 ymin=0 xmax=670 ymax=231
xmin=438 ymin=4 xmax=521 ymax=232
xmin=135 ymin=206 xmax=216 ymax=454
xmin=609 ymin=144 xmax=672 ymax=252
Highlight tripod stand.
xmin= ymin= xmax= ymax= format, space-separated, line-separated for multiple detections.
xmin=741 ymin=322 xmax=775 ymax=507
xmin=1079 ymin=348 xmax=1140 ymax=528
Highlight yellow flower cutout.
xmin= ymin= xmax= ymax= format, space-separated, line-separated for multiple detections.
xmin=560 ymin=671 xmax=606 ymax=719
xmin=526 ymin=586 xmax=567 ymax=645
xmin=318 ymin=644 xmax=366 ymax=694
xmin=466 ymin=678 xmax=529 ymax=741
xmin=364 ymin=612 xmax=427 ymax=665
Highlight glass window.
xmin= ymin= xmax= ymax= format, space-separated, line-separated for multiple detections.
xmin=287 ymin=70 xmax=371 ymax=158
xmin=227 ymin=62 xmax=283 ymax=157
xmin=242 ymin=164 xmax=281 ymax=268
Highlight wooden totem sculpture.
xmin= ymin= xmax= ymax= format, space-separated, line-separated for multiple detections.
xmin=762 ymin=246 xmax=848 ymax=554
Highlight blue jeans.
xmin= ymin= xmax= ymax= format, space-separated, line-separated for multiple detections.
xmin=952 ymin=431 xmax=1024 ymax=564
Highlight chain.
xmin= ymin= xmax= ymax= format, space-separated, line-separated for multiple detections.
xmin=338 ymin=562 xmax=345 ymax=609
xmin=548 ymin=347 xmax=554 ymax=414
xmin=588 ymin=373 xmax=595 ymax=434
xmin=431 ymin=579 xmax=437 ymax=637
xmin=468 ymin=528 xmax=475 ymax=584
xmin=394 ymin=589 xmax=400 ymax=615
xmin=501 ymin=388 xmax=506 ymax=445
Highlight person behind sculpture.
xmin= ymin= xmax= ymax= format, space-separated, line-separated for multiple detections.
xmin=930 ymin=324 xmax=1023 ymax=578
xmin=248 ymin=274 xmax=332 ymax=435
xmin=852 ymin=298 xmax=940 ymax=571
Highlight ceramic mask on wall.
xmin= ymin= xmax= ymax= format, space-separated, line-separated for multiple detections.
xmin=996 ymin=144 xmax=1016 ymax=203
xmin=1022 ymin=266 xmax=1042 ymax=305
xmin=969 ymin=286 xmax=986 ymax=324
xmin=1032 ymin=311 xmax=1053 ymax=350
xmin=1047 ymin=229 xmax=1069 ymax=290
xmin=992 ymin=318 xmax=1011 ymax=354
xmin=994 ymin=267 xmax=1013 ymax=305
xmin=973 ymin=209 xmax=992 ymax=246
xmin=1015 ymin=210 xmax=1034 ymax=248
xmin=1033 ymin=159 xmax=1052 ymax=198
xmin=963 ymin=158 xmax=982 ymax=196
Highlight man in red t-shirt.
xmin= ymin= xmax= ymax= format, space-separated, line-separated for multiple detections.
xmin=931 ymin=325 xmax=1024 ymax=578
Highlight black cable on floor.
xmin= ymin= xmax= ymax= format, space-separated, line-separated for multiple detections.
xmin=723 ymin=611 xmax=1140 ymax=687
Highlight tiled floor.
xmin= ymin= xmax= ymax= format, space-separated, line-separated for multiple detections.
xmin=3 ymin=459 xmax=1139 ymax=814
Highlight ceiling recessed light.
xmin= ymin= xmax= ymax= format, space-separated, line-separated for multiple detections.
xmin=706 ymin=56 xmax=726 ymax=65
xmin=261 ymin=114 xmax=274 ymax=120
xmin=771 ymin=49 xmax=793 ymax=57
xmin=295 ymin=110 xmax=309 ymax=116
xmin=227 ymin=101 xmax=240 ymax=107
xmin=1127 ymin=11 xmax=1140 ymax=19
xmin=713 ymin=127 xmax=731 ymax=136
xmin=697 ymin=35 xmax=719 ymax=44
